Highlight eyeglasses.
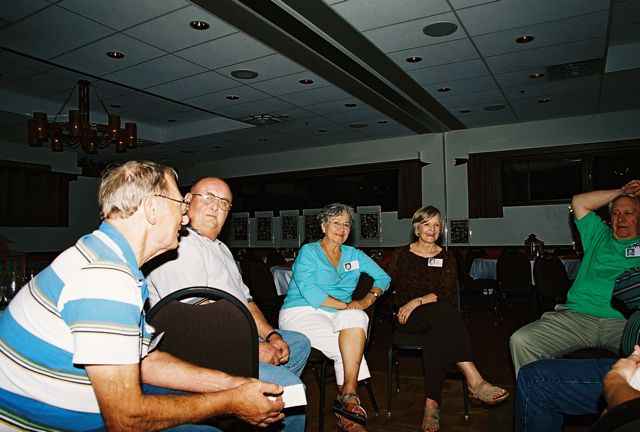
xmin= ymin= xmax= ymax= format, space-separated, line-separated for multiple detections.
xmin=328 ymin=221 xmax=351 ymax=229
xmin=191 ymin=192 xmax=233 ymax=211
xmin=154 ymin=194 xmax=190 ymax=215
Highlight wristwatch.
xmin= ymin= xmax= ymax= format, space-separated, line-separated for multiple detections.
xmin=368 ymin=291 xmax=380 ymax=298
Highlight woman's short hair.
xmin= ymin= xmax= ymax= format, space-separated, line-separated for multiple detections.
xmin=318 ymin=203 xmax=355 ymax=225
xmin=99 ymin=160 xmax=177 ymax=220
xmin=412 ymin=205 xmax=442 ymax=235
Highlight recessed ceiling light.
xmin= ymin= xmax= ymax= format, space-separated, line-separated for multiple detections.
xmin=529 ymin=72 xmax=545 ymax=79
xmin=423 ymin=22 xmax=458 ymax=37
xmin=538 ymin=98 xmax=551 ymax=104
xmin=277 ymin=114 xmax=290 ymax=119
xmin=110 ymin=104 xmax=122 ymax=108
xmin=484 ymin=104 xmax=505 ymax=111
xmin=459 ymin=109 xmax=471 ymax=114
xmin=299 ymin=79 xmax=314 ymax=85
xmin=350 ymin=123 xmax=368 ymax=128
xmin=167 ymin=119 xmax=177 ymax=122
xmin=406 ymin=56 xmax=422 ymax=63
xmin=106 ymin=51 xmax=125 ymax=59
xmin=437 ymin=87 xmax=451 ymax=93
xmin=516 ymin=35 xmax=535 ymax=44
xmin=377 ymin=120 xmax=387 ymax=124
xmin=212 ymin=145 xmax=221 ymax=149
xmin=226 ymin=95 xmax=239 ymax=100
xmin=317 ymin=129 xmax=327 ymax=133
xmin=259 ymin=138 xmax=268 ymax=142
xmin=189 ymin=20 xmax=209 ymax=30
xmin=344 ymin=103 xmax=357 ymax=108
xmin=231 ymin=69 xmax=259 ymax=79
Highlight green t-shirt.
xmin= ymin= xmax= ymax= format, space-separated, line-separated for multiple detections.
xmin=566 ymin=211 xmax=640 ymax=318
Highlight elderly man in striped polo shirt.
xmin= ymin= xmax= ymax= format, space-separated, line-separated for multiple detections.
xmin=0 ymin=161 xmax=284 ymax=431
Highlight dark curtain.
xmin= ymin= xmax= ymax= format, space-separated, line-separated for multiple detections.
xmin=467 ymin=154 xmax=503 ymax=218
xmin=397 ymin=160 xmax=424 ymax=219
xmin=0 ymin=161 xmax=76 ymax=227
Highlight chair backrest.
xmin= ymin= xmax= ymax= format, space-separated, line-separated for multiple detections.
xmin=464 ymin=248 xmax=488 ymax=278
xmin=247 ymin=261 xmax=279 ymax=301
xmin=452 ymin=249 xmax=468 ymax=289
xmin=496 ymin=248 xmax=531 ymax=287
xmin=146 ymin=286 xmax=258 ymax=378
xmin=533 ymin=253 xmax=570 ymax=303
xmin=589 ymin=397 xmax=640 ymax=432
xmin=553 ymin=245 xmax=575 ymax=257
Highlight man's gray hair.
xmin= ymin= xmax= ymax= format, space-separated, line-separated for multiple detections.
xmin=609 ymin=193 xmax=640 ymax=214
xmin=318 ymin=203 xmax=355 ymax=224
xmin=99 ymin=160 xmax=177 ymax=220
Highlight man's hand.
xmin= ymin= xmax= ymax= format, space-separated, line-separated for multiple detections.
xmin=603 ymin=345 xmax=640 ymax=409
xmin=610 ymin=345 xmax=640 ymax=382
xmin=268 ymin=336 xmax=290 ymax=364
xmin=621 ymin=180 xmax=640 ymax=197
xmin=258 ymin=341 xmax=283 ymax=365
xmin=230 ymin=380 xmax=285 ymax=427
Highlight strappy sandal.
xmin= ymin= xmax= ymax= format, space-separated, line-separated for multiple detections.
xmin=468 ymin=380 xmax=510 ymax=405
xmin=335 ymin=412 xmax=368 ymax=431
xmin=422 ymin=406 xmax=440 ymax=432
xmin=332 ymin=392 xmax=367 ymax=424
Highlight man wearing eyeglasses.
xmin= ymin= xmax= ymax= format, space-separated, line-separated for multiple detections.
xmin=0 ymin=162 xmax=285 ymax=431
xmin=146 ymin=176 xmax=310 ymax=432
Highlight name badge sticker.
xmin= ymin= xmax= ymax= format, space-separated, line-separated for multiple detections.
xmin=428 ymin=258 xmax=444 ymax=267
xmin=626 ymin=246 xmax=640 ymax=258
xmin=344 ymin=260 xmax=360 ymax=271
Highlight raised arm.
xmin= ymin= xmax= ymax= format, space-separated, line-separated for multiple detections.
xmin=571 ymin=180 xmax=640 ymax=220
xmin=86 ymin=350 xmax=284 ymax=431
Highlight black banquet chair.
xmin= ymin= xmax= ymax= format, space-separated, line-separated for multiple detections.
xmin=387 ymin=280 xmax=470 ymax=421
xmin=146 ymin=286 xmax=258 ymax=379
xmin=532 ymin=253 xmax=570 ymax=316
xmin=589 ymin=398 xmax=640 ymax=431
xmin=246 ymin=260 xmax=284 ymax=328
xmin=495 ymin=248 xmax=535 ymax=320
xmin=306 ymin=273 xmax=379 ymax=432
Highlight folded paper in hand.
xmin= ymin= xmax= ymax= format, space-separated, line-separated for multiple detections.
xmin=268 ymin=383 xmax=307 ymax=408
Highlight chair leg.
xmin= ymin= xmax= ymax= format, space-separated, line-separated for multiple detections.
xmin=387 ymin=347 xmax=394 ymax=416
xmin=364 ymin=379 xmax=379 ymax=416
xmin=318 ymin=361 xmax=326 ymax=432
xmin=462 ymin=378 xmax=470 ymax=421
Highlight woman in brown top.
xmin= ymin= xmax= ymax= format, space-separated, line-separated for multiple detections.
xmin=387 ymin=206 xmax=509 ymax=432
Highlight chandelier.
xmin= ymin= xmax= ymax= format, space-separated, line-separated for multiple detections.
xmin=27 ymin=80 xmax=138 ymax=154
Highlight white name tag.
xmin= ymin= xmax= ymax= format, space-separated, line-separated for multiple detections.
xmin=428 ymin=258 xmax=444 ymax=267
xmin=626 ymin=246 xmax=640 ymax=258
xmin=344 ymin=260 xmax=360 ymax=271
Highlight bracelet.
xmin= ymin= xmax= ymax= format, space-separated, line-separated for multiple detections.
xmin=417 ymin=297 xmax=423 ymax=305
xmin=265 ymin=330 xmax=281 ymax=343
xmin=368 ymin=291 xmax=380 ymax=299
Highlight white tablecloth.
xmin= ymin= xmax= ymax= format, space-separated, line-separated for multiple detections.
xmin=270 ymin=265 xmax=293 ymax=296
xmin=469 ymin=258 xmax=581 ymax=281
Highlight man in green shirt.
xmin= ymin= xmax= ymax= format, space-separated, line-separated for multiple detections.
xmin=511 ymin=180 xmax=640 ymax=376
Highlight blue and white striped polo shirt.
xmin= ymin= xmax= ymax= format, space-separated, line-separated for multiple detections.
xmin=0 ymin=222 xmax=152 ymax=431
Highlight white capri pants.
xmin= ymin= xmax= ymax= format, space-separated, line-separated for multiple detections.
xmin=279 ymin=306 xmax=370 ymax=385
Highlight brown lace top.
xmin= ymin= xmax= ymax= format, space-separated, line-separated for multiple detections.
xmin=386 ymin=245 xmax=457 ymax=306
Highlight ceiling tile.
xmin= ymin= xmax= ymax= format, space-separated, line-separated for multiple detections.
xmin=330 ymin=0 xmax=451 ymax=31
xmin=58 ymin=0 xmax=188 ymax=31
xmin=184 ymin=85 xmax=271 ymax=111
xmin=175 ymin=32 xmax=273 ymax=69
xmin=388 ymin=38 xmax=479 ymax=70
xmin=124 ymin=5 xmax=236 ymax=52
xmin=52 ymin=33 xmax=166 ymax=76
xmin=147 ymin=71 xmax=238 ymax=101
xmin=407 ymin=59 xmax=491 ymax=85
xmin=216 ymin=54 xmax=306 ymax=84
xmin=249 ymin=71 xmax=330 ymax=96
xmin=279 ymin=85 xmax=350 ymax=107
xmin=0 ymin=4 xmax=113 ymax=59
xmin=1 ymin=0 xmax=50 ymax=23
xmin=103 ymin=54 xmax=207 ymax=89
